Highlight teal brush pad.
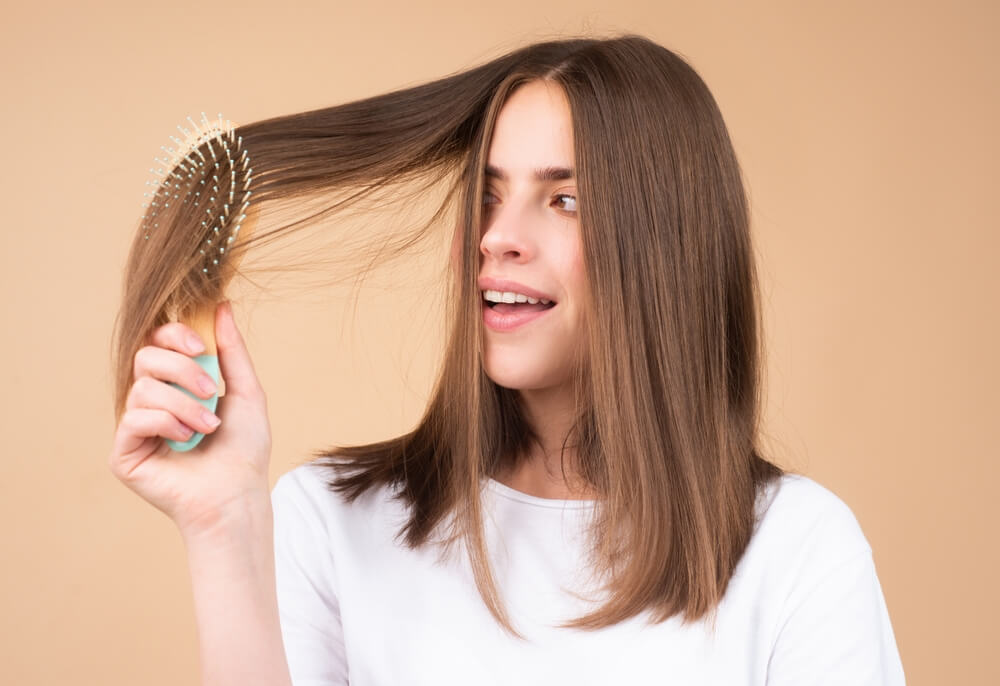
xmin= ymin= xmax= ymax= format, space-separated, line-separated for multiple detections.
xmin=165 ymin=353 xmax=220 ymax=452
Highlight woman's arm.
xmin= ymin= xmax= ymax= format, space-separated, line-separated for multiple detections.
xmin=181 ymin=494 xmax=293 ymax=686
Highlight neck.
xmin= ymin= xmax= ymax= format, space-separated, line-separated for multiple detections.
xmin=494 ymin=385 xmax=597 ymax=500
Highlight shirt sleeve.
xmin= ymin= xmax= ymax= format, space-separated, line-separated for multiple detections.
xmin=272 ymin=468 xmax=350 ymax=686
xmin=765 ymin=544 xmax=906 ymax=685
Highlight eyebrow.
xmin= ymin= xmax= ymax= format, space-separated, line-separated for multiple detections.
xmin=484 ymin=164 xmax=575 ymax=182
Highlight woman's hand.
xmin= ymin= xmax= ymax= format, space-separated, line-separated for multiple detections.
xmin=108 ymin=301 xmax=272 ymax=539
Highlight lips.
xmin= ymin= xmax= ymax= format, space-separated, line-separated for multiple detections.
xmin=483 ymin=299 xmax=556 ymax=331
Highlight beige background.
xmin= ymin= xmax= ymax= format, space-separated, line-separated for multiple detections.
xmin=1 ymin=1 xmax=995 ymax=683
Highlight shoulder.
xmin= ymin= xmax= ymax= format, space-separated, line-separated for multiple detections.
xmin=755 ymin=471 xmax=872 ymax=560
xmin=730 ymin=471 xmax=879 ymax=627
xmin=733 ymin=471 xmax=876 ymax=606
xmin=746 ymin=474 xmax=907 ymax=684
xmin=724 ymin=473 xmax=884 ymax=634
xmin=270 ymin=460 xmax=407 ymax=540
xmin=271 ymin=460 xmax=335 ymax=508
xmin=271 ymin=461 xmax=335 ymax=525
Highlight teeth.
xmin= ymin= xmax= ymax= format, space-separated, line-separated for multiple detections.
xmin=483 ymin=289 xmax=551 ymax=305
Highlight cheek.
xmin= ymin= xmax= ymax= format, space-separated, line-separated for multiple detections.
xmin=561 ymin=240 xmax=589 ymax=347
xmin=556 ymin=236 xmax=587 ymax=305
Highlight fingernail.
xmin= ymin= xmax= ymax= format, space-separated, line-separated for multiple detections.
xmin=187 ymin=334 xmax=205 ymax=354
xmin=198 ymin=375 xmax=217 ymax=395
xmin=201 ymin=411 xmax=221 ymax=428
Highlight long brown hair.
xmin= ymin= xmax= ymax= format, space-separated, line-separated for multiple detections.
xmin=111 ymin=33 xmax=784 ymax=639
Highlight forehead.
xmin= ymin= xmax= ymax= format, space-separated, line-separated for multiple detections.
xmin=487 ymin=80 xmax=574 ymax=173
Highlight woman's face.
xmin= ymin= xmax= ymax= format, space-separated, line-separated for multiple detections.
xmin=478 ymin=79 xmax=586 ymax=392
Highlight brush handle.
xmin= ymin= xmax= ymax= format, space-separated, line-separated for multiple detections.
xmin=165 ymin=353 xmax=221 ymax=452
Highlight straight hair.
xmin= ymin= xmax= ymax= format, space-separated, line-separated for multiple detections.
xmin=111 ymin=33 xmax=784 ymax=640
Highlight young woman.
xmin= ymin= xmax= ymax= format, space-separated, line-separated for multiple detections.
xmin=108 ymin=35 xmax=905 ymax=685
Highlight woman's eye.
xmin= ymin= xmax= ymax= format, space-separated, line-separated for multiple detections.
xmin=482 ymin=191 xmax=499 ymax=207
xmin=554 ymin=194 xmax=577 ymax=212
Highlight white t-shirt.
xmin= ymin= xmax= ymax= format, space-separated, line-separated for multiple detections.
xmin=271 ymin=461 xmax=906 ymax=685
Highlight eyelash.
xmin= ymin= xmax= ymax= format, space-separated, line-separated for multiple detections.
xmin=483 ymin=191 xmax=577 ymax=213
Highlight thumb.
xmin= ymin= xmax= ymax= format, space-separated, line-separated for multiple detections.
xmin=214 ymin=300 xmax=261 ymax=397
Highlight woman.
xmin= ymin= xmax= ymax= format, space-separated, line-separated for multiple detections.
xmin=108 ymin=34 xmax=905 ymax=685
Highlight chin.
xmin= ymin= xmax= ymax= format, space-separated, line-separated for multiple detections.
xmin=482 ymin=355 xmax=567 ymax=391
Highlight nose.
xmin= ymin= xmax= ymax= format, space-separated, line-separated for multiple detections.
xmin=479 ymin=196 xmax=535 ymax=263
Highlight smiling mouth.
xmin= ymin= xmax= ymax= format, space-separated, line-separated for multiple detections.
xmin=485 ymin=300 xmax=557 ymax=313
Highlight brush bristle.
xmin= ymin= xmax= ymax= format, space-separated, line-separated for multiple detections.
xmin=140 ymin=111 xmax=253 ymax=282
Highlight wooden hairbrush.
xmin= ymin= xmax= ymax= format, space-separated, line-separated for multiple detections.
xmin=140 ymin=112 xmax=254 ymax=451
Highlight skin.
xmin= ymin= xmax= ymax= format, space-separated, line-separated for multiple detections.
xmin=477 ymin=79 xmax=597 ymax=501
xmin=109 ymin=303 xmax=290 ymax=685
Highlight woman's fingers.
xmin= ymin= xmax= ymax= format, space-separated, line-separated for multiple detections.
xmin=119 ymin=406 xmax=195 ymax=449
xmin=109 ymin=304 xmax=274 ymax=537
xmin=109 ymin=407 xmax=189 ymax=479
xmin=126 ymin=375 xmax=221 ymax=436
xmin=132 ymin=345 xmax=218 ymax=400
xmin=213 ymin=301 xmax=263 ymax=399
xmin=145 ymin=321 xmax=208 ymax=356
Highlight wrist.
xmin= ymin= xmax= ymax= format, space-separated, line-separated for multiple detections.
xmin=179 ymin=487 xmax=273 ymax=550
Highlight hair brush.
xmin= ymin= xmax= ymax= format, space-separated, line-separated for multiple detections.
xmin=140 ymin=112 xmax=254 ymax=452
